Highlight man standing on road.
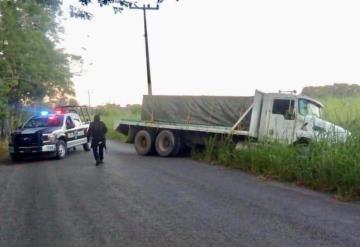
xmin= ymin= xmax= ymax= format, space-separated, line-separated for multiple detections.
xmin=87 ymin=114 xmax=108 ymax=166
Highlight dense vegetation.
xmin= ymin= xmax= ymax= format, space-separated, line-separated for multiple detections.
xmin=302 ymin=83 xmax=360 ymax=99
xmin=93 ymin=104 xmax=141 ymax=141
xmin=0 ymin=0 xmax=74 ymax=139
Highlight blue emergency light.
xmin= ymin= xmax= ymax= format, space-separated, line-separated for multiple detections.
xmin=40 ymin=111 xmax=49 ymax=116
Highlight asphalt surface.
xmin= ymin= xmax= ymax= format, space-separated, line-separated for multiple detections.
xmin=0 ymin=141 xmax=359 ymax=247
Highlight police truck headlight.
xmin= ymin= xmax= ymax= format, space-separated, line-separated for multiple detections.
xmin=42 ymin=134 xmax=56 ymax=143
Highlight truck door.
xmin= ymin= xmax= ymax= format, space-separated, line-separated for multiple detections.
xmin=266 ymin=98 xmax=296 ymax=143
xmin=65 ymin=116 xmax=77 ymax=145
xmin=72 ymin=115 xmax=87 ymax=142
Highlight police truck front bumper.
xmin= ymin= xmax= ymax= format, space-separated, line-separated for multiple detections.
xmin=9 ymin=144 xmax=56 ymax=156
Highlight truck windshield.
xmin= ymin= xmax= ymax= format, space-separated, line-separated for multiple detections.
xmin=23 ymin=115 xmax=64 ymax=128
xmin=298 ymin=99 xmax=321 ymax=118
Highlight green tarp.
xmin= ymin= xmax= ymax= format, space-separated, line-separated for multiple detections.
xmin=141 ymin=95 xmax=254 ymax=128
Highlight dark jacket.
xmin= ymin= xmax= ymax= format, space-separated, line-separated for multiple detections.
xmin=87 ymin=121 xmax=107 ymax=148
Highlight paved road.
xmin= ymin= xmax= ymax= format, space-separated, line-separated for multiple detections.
xmin=0 ymin=141 xmax=359 ymax=247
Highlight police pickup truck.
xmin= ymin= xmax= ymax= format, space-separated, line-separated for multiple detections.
xmin=8 ymin=106 xmax=91 ymax=161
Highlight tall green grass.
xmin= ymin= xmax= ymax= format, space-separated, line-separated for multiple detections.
xmin=92 ymin=104 xmax=141 ymax=142
xmin=198 ymin=97 xmax=360 ymax=200
xmin=0 ymin=141 xmax=8 ymax=162
xmin=320 ymin=97 xmax=360 ymax=130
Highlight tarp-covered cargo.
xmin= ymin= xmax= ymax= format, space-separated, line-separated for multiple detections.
xmin=141 ymin=95 xmax=254 ymax=127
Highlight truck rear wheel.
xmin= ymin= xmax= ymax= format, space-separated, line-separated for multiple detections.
xmin=134 ymin=130 xmax=155 ymax=156
xmin=155 ymin=130 xmax=178 ymax=157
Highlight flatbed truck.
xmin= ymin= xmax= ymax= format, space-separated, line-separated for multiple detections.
xmin=115 ymin=90 xmax=347 ymax=157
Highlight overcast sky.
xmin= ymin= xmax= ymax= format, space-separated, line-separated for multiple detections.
xmin=61 ymin=0 xmax=360 ymax=106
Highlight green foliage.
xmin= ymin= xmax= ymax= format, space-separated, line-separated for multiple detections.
xmin=73 ymin=0 xmax=176 ymax=18
xmin=92 ymin=104 xmax=141 ymax=142
xmin=0 ymin=0 xmax=74 ymax=136
xmin=319 ymin=97 xmax=360 ymax=131
xmin=199 ymin=137 xmax=360 ymax=200
xmin=302 ymin=83 xmax=360 ymax=99
xmin=203 ymin=136 xmax=217 ymax=162
xmin=0 ymin=0 xmax=74 ymax=104
xmin=0 ymin=140 xmax=7 ymax=161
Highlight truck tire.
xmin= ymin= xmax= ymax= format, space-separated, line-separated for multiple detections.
xmin=155 ymin=130 xmax=178 ymax=157
xmin=56 ymin=140 xmax=67 ymax=159
xmin=134 ymin=130 xmax=155 ymax=156
xmin=83 ymin=142 xmax=90 ymax=151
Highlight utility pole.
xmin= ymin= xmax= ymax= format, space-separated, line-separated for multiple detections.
xmin=130 ymin=4 xmax=159 ymax=96
xmin=87 ymin=90 xmax=91 ymax=107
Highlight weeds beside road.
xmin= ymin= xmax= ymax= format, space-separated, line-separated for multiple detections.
xmin=93 ymin=104 xmax=141 ymax=142
xmin=0 ymin=141 xmax=8 ymax=162
xmin=197 ymin=136 xmax=360 ymax=200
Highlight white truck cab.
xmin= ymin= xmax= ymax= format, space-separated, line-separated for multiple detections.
xmin=251 ymin=90 xmax=348 ymax=144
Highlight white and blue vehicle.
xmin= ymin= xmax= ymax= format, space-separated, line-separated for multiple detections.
xmin=8 ymin=106 xmax=91 ymax=161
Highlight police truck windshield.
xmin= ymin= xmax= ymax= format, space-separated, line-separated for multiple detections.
xmin=23 ymin=115 xmax=64 ymax=128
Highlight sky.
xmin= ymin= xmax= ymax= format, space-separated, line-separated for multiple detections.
xmin=61 ymin=0 xmax=360 ymax=106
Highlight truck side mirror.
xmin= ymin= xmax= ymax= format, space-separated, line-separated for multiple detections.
xmin=17 ymin=125 xmax=22 ymax=130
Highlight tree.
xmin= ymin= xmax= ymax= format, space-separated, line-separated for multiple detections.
xmin=0 ymin=0 xmax=75 ymax=137
xmin=69 ymin=0 xmax=178 ymax=19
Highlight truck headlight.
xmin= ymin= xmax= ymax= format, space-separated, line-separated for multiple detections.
xmin=42 ymin=134 xmax=56 ymax=143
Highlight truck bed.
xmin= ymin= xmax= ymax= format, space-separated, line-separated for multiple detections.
xmin=115 ymin=120 xmax=250 ymax=136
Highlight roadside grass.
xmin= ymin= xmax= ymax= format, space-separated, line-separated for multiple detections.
xmin=196 ymin=97 xmax=360 ymax=200
xmin=320 ymin=96 xmax=360 ymax=129
xmin=0 ymin=141 xmax=8 ymax=162
xmin=92 ymin=105 xmax=141 ymax=142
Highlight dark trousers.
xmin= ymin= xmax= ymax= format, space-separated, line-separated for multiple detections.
xmin=92 ymin=143 xmax=104 ymax=161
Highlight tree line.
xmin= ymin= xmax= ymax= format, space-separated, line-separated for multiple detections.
xmin=301 ymin=83 xmax=360 ymax=99
xmin=0 ymin=0 xmax=74 ymax=139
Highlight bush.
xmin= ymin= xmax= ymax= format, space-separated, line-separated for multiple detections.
xmin=0 ymin=141 xmax=8 ymax=162
xmin=197 ymin=136 xmax=360 ymax=199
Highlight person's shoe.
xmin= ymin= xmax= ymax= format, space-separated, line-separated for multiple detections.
xmin=100 ymin=160 xmax=104 ymax=164
xmin=95 ymin=160 xmax=100 ymax=166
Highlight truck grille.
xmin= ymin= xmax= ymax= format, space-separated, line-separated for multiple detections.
xmin=15 ymin=134 xmax=39 ymax=147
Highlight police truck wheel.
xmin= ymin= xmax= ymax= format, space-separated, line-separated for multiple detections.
xmin=134 ymin=130 xmax=154 ymax=156
xmin=56 ymin=140 xmax=67 ymax=159
xmin=155 ymin=130 xmax=177 ymax=157
xmin=83 ymin=142 xmax=90 ymax=152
